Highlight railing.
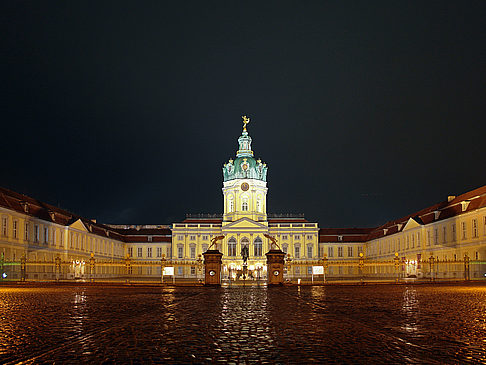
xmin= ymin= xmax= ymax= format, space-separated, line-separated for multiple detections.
xmin=0 ymin=255 xmax=483 ymax=284
xmin=185 ymin=214 xmax=223 ymax=219
xmin=267 ymin=213 xmax=305 ymax=218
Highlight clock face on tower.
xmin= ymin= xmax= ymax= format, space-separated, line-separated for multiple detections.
xmin=241 ymin=182 xmax=249 ymax=191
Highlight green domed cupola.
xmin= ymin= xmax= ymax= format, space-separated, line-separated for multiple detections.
xmin=223 ymin=116 xmax=268 ymax=182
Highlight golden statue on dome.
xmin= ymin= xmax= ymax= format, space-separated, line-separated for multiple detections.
xmin=242 ymin=115 xmax=250 ymax=132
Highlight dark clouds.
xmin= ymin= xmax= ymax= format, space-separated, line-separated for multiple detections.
xmin=2 ymin=1 xmax=485 ymax=227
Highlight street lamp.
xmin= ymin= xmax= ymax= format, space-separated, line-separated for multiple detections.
xmin=394 ymin=252 xmax=400 ymax=283
xmin=285 ymin=254 xmax=292 ymax=282
xmin=160 ymin=254 xmax=166 ymax=284
xmin=196 ymin=254 xmax=203 ymax=284
xmin=358 ymin=252 xmax=364 ymax=283
xmin=321 ymin=253 xmax=328 ymax=284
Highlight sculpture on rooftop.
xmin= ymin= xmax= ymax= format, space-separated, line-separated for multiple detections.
xmin=242 ymin=115 xmax=250 ymax=132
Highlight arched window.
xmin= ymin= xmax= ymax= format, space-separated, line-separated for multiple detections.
xmin=254 ymin=237 xmax=263 ymax=257
xmin=256 ymin=197 xmax=262 ymax=212
xmin=241 ymin=195 xmax=249 ymax=211
xmin=228 ymin=195 xmax=234 ymax=213
xmin=228 ymin=237 xmax=237 ymax=256
xmin=241 ymin=237 xmax=249 ymax=252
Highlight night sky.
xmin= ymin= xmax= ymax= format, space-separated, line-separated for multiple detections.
xmin=2 ymin=1 xmax=485 ymax=228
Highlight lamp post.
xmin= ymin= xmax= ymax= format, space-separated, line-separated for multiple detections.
xmin=160 ymin=254 xmax=166 ymax=284
xmin=125 ymin=254 xmax=131 ymax=284
xmin=196 ymin=254 xmax=203 ymax=284
xmin=464 ymin=253 xmax=470 ymax=281
xmin=394 ymin=252 xmax=400 ymax=283
xmin=21 ymin=255 xmax=26 ymax=282
xmin=321 ymin=254 xmax=328 ymax=284
xmin=429 ymin=254 xmax=435 ymax=282
xmin=55 ymin=255 xmax=61 ymax=282
xmin=358 ymin=252 xmax=364 ymax=284
xmin=89 ymin=253 xmax=95 ymax=283
xmin=285 ymin=254 xmax=292 ymax=282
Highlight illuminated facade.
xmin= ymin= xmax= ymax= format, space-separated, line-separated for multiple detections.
xmin=0 ymin=117 xmax=485 ymax=281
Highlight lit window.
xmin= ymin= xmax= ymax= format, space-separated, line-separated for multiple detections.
xmin=294 ymin=235 xmax=300 ymax=240
xmin=147 ymin=247 xmax=152 ymax=258
xmin=256 ymin=199 xmax=261 ymax=212
xmin=462 ymin=222 xmax=467 ymax=240
xmin=128 ymin=247 xmax=133 ymax=257
xmin=348 ymin=246 xmax=353 ymax=257
xmin=307 ymin=266 xmax=312 ymax=275
xmin=307 ymin=245 xmax=313 ymax=258
xmin=190 ymin=266 xmax=196 ymax=275
xmin=328 ymin=246 xmax=334 ymax=258
xmin=443 ymin=226 xmax=447 ymax=243
xmin=2 ymin=217 xmax=7 ymax=236
xmin=306 ymin=235 xmax=313 ymax=240
xmin=294 ymin=246 xmax=300 ymax=259
xmin=452 ymin=224 xmax=456 ymax=241
xmin=137 ymin=247 xmax=142 ymax=257
xmin=242 ymin=201 xmax=248 ymax=211
xmin=337 ymin=247 xmax=343 ymax=257
xmin=228 ymin=238 xmax=237 ymax=256
xmin=411 ymin=234 xmax=415 ymax=248
xmin=282 ymin=244 xmax=288 ymax=253
xmin=156 ymin=247 xmax=162 ymax=257
xmin=254 ymin=237 xmax=263 ymax=257
xmin=202 ymin=235 xmax=208 ymax=240
xmin=472 ymin=219 xmax=478 ymax=238
xmin=434 ymin=229 xmax=438 ymax=245
xmin=202 ymin=244 xmax=208 ymax=252
xmin=190 ymin=235 xmax=196 ymax=241
xmin=228 ymin=195 xmax=234 ymax=213
xmin=178 ymin=266 xmax=183 ymax=275
xmin=178 ymin=246 xmax=183 ymax=259
xmin=166 ymin=247 xmax=171 ymax=258
xmin=34 ymin=225 xmax=39 ymax=243
xmin=24 ymin=222 xmax=29 ymax=241
xmin=190 ymin=246 xmax=196 ymax=259
xmin=178 ymin=235 xmax=184 ymax=240
xmin=417 ymin=233 xmax=420 ymax=247
xmin=282 ymin=235 xmax=288 ymax=240
xmin=44 ymin=227 xmax=49 ymax=244
xmin=13 ymin=220 xmax=18 ymax=239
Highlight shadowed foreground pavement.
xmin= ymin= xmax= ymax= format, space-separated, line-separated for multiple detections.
xmin=0 ymin=283 xmax=485 ymax=363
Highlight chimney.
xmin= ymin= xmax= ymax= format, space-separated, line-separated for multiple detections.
xmin=447 ymin=195 xmax=456 ymax=203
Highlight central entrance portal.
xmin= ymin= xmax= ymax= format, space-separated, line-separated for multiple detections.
xmin=225 ymin=262 xmax=266 ymax=283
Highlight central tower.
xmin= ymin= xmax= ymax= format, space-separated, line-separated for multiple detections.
xmin=222 ymin=116 xmax=268 ymax=223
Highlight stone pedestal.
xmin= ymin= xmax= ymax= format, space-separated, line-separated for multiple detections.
xmin=266 ymin=249 xmax=285 ymax=286
xmin=203 ymin=250 xmax=223 ymax=286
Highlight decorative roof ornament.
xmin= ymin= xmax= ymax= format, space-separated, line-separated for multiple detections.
xmin=242 ymin=115 xmax=250 ymax=132
xmin=222 ymin=115 xmax=268 ymax=182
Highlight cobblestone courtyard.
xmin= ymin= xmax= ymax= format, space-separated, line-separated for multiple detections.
xmin=0 ymin=283 xmax=485 ymax=364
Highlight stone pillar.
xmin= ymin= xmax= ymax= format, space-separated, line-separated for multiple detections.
xmin=266 ymin=249 xmax=285 ymax=286
xmin=203 ymin=250 xmax=223 ymax=286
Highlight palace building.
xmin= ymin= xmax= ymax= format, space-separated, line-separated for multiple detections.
xmin=0 ymin=118 xmax=485 ymax=281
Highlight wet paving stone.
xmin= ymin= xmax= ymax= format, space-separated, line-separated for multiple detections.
xmin=0 ymin=283 xmax=485 ymax=363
